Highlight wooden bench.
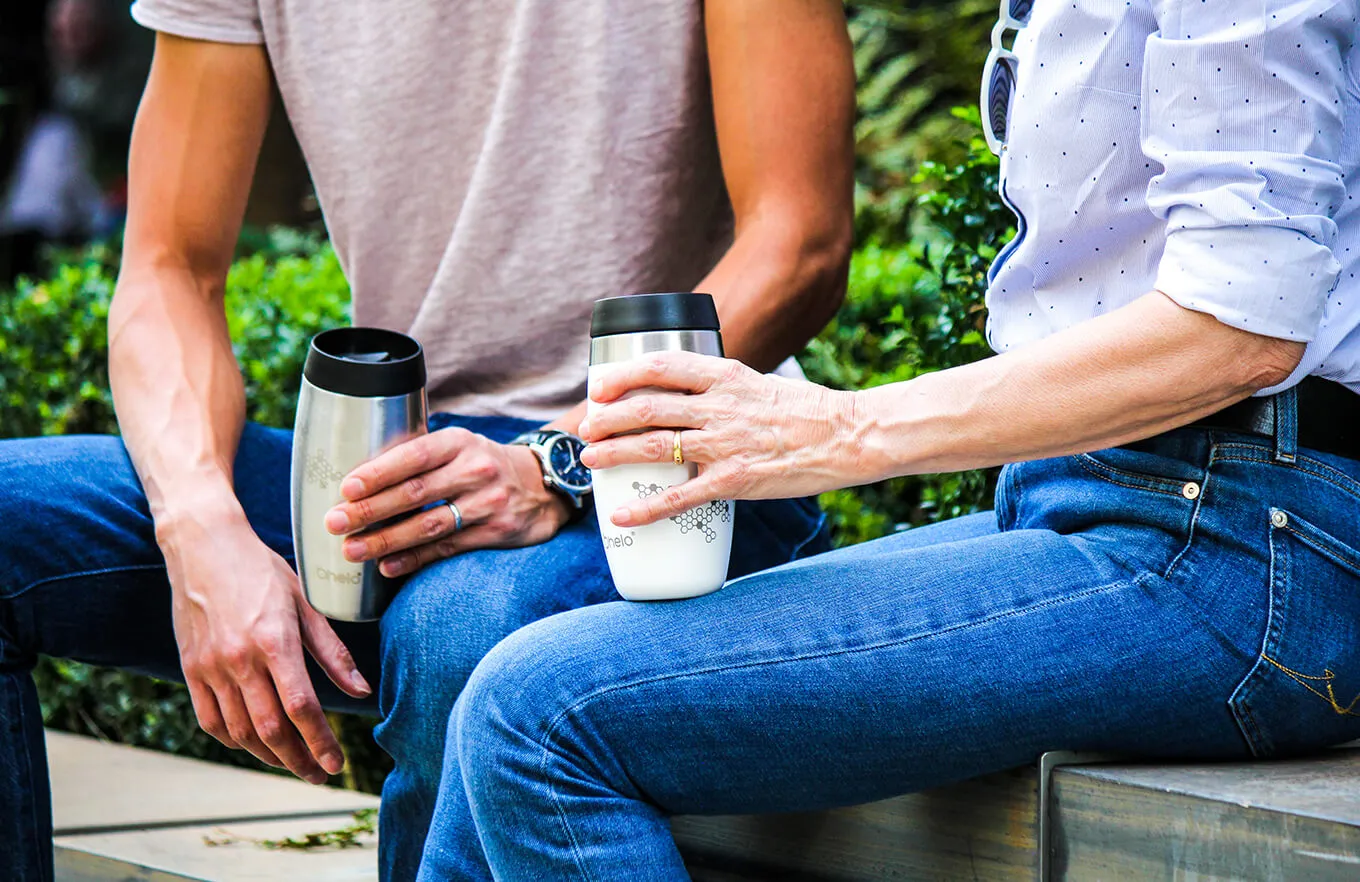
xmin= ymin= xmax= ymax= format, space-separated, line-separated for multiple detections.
xmin=48 ymin=729 xmax=1360 ymax=880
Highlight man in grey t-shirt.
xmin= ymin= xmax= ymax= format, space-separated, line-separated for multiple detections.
xmin=0 ymin=1 xmax=855 ymax=879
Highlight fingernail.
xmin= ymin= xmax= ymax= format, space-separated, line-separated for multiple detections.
xmin=321 ymin=751 xmax=345 ymax=775
xmin=577 ymin=419 xmax=591 ymax=437
xmin=343 ymin=539 xmax=366 ymax=561
xmin=579 ymin=447 xmax=597 ymax=467
xmin=612 ymin=507 xmax=634 ymax=527
xmin=351 ymin=671 xmax=372 ymax=695
xmin=325 ymin=509 xmax=350 ymax=534
xmin=341 ymin=477 xmax=365 ymax=499
xmin=380 ymin=558 xmax=406 ymax=577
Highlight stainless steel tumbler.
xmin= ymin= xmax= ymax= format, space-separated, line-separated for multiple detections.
xmin=588 ymin=293 xmax=733 ymax=600
xmin=291 ymin=328 xmax=428 ymax=621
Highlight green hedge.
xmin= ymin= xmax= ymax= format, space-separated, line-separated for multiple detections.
xmin=0 ymin=120 xmax=1008 ymax=792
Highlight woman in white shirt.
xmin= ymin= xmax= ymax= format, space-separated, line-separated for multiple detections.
xmin=420 ymin=1 xmax=1360 ymax=878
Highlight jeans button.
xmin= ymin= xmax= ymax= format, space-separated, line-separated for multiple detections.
xmin=1182 ymin=481 xmax=1201 ymax=500
xmin=1271 ymin=509 xmax=1289 ymax=529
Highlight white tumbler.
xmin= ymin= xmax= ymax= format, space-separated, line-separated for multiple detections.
xmin=587 ymin=292 xmax=735 ymax=601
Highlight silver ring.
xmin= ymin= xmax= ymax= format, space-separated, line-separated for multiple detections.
xmin=445 ymin=500 xmax=464 ymax=533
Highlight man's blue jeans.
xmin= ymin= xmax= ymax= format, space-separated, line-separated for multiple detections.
xmin=423 ymin=419 xmax=1360 ymax=880
xmin=0 ymin=413 xmax=829 ymax=882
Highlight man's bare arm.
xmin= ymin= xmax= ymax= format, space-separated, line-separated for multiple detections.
xmin=110 ymin=33 xmax=368 ymax=785
xmin=545 ymin=0 xmax=855 ymax=436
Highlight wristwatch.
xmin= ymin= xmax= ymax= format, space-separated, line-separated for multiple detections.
xmin=511 ymin=430 xmax=593 ymax=514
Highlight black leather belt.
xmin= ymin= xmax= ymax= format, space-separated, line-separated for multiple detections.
xmin=1189 ymin=375 xmax=1360 ymax=462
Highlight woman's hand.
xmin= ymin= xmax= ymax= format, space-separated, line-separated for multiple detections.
xmin=323 ymin=429 xmax=570 ymax=577
xmin=579 ymin=351 xmax=855 ymax=527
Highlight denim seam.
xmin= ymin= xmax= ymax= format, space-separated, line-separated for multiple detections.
xmin=1281 ymin=520 xmax=1360 ymax=575
xmin=3 ymin=563 xmax=169 ymax=602
xmin=1228 ymin=516 xmax=1286 ymax=758
xmin=1213 ymin=446 xmax=1360 ymax=504
xmin=1161 ymin=473 xmax=1205 ymax=582
xmin=1074 ymin=454 xmax=1190 ymax=498
xmin=532 ymin=575 xmax=1138 ymax=873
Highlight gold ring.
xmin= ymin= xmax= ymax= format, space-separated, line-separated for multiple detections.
xmin=672 ymin=431 xmax=684 ymax=465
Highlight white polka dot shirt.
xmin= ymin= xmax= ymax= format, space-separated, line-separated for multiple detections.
xmin=990 ymin=0 xmax=1360 ymax=394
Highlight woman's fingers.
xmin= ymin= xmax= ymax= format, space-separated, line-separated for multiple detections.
xmin=581 ymin=430 xmax=716 ymax=470
xmin=579 ymin=393 xmax=713 ymax=442
xmin=589 ymin=351 xmax=737 ymax=404
xmin=610 ymin=474 xmax=724 ymax=527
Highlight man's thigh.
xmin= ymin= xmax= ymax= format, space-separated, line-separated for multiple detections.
xmin=0 ymin=427 xmax=380 ymax=710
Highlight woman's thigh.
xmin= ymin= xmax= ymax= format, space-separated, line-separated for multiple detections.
xmin=458 ymin=509 xmax=1252 ymax=818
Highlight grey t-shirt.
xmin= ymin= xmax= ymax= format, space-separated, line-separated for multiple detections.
xmin=130 ymin=0 xmax=734 ymax=420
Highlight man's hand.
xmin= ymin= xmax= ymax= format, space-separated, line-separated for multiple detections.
xmin=323 ymin=429 xmax=571 ymax=577
xmin=161 ymin=516 xmax=372 ymax=784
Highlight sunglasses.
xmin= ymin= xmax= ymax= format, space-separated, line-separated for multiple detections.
xmin=980 ymin=0 xmax=1035 ymax=155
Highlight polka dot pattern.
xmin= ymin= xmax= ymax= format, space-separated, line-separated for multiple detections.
xmin=986 ymin=0 xmax=1360 ymax=393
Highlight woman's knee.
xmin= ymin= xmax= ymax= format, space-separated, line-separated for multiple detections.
xmin=453 ymin=613 xmax=604 ymax=791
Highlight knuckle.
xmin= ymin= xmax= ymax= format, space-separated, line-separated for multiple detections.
xmin=353 ymin=498 xmax=376 ymax=523
xmin=663 ymin=487 xmax=688 ymax=512
xmin=436 ymin=538 xmax=459 ymax=557
xmin=219 ymin=643 xmax=252 ymax=674
xmin=255 ymin=717 xmax=283 ymax=746
xmin=644 ymin=434 xmax=666 ymax=459
xmin=369 ymin=531 xmax=391 ymax=556
xmin=403 ymin=440 xmax=432 ymax=471
xmin=719 ymin=359 xmax=745 ymax=385
xmin=634 ymin=398 xmax=657 ymax=425
xmin=484 ymin=486 xmax=510 ymax=509
xmin=404 ymin=475 xmax=427 ymax=504
xmin=225 ymin=721 xmax=252 ymax=745
xmin=202 ymin=720 xmax=230 ymax=742
xmin=645 ymin=354 xmax=669 ymax=377
xmin=468 ymin=457 xmax=498 ymax=482
xmin=254 ymin=630 xmax=285 ymax=659
xmin=281 ymin=694 xmax=314 ymax=720
xmin=422 ymin=510 xmax=446 ymax=539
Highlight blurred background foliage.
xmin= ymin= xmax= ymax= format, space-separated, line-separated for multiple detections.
xmin=0 ymin=2 xmax=1004 ymax=793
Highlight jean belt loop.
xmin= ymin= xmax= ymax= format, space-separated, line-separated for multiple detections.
xmin=1273 ymin=386 xmax=1299 ymax=464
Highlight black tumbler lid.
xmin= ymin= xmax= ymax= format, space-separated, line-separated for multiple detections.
xmin=590 ymin=292 xmax=721 ymax=338
xmin=303 ymin=328 xmax=426 ymax=397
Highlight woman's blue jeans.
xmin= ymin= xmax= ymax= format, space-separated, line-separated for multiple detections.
xmin=0 ymin=414 xmax=829 ymax=882
xmin=424 ymin=414 xmax=1360 ymax=880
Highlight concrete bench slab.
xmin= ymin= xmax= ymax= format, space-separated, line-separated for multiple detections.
xmin=49 ymin=731 xmax=378 ymax=836
xmin=55 ymin=814 xmax=377 ymax=882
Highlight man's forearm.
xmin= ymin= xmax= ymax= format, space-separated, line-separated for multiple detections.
xmin=842 ymin=291 xmax=1306 ymax=485
xmin=109 ymin=264 xmax=251 ymax=543
xmin=698 ymin=222 xmax=849 ymax=373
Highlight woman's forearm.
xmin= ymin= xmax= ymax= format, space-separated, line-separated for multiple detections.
xmin=844 ymin=291 xmax=1306 ymax=484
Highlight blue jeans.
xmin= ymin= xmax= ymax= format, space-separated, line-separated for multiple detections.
xmin=0 ymin=413 xmax=828 ymax=882
xmin=423 ymin=417 xmax=1360 ymax=880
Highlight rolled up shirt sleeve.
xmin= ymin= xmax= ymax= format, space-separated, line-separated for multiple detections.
xmin=1142 ymin=0 xmax=1354 ymax=343
xmin=131 ymin=0 xmax=263 ymax=45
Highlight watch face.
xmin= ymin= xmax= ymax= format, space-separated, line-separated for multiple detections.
xmin=547 ymin=435 xmax=592 ymax=492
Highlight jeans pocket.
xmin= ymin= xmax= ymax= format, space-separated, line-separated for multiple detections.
xmin=1229 ymin=509 xmax=1360 ymax=756
xmin=1075 ymin=444 xmax=1205 ymax=498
